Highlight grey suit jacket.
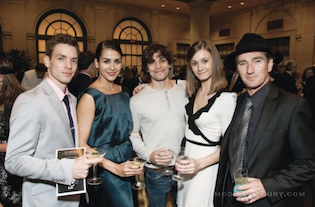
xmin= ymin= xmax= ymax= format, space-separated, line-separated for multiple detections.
xmin=5 ymin=80 xmax=80 ymax=207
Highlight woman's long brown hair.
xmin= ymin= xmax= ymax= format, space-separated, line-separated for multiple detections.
xmin=0 ymin=57 xmax=24 ymax=130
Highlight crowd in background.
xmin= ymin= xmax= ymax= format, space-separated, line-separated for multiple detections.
xmin=0 ymin=33 xmax=315 ymax=207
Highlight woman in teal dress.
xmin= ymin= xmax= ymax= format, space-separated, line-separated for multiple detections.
xmin=77 ymin=40 xmax=142 ymax=207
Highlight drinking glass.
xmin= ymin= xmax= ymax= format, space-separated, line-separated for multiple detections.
xmin=129 ymin=157 xmax=146 ymax=190
xmin=172 ymin=147 xmax=188 ymax=182
xmin=86 ymin=147 xmax=107 ymax=185
xmin=233 ymin=168 xmax=249 ymax=193
xmin=162 ymin=149 xmax=175 ymax=176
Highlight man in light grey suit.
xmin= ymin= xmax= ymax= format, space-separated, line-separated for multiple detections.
xmin=5 ymin=34 xmax=102 ymax=207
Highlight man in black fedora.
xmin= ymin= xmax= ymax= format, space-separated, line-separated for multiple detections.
xmin=214 ymin=33 xmax=315 ymax=207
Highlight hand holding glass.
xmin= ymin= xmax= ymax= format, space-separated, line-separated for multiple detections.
xmin=129 ymin=157 xmax=146 ymax=190
xmin=172 ymin=147 xmax=188 ymax=182
xmin=233 ymin=168 xmax=249 ymax=193
xmin=162 ymin=149 xmax=175 ymax=176
xmin=86 ymin=147 xmax=107 ymax=185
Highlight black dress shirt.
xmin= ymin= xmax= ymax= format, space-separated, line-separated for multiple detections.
xmin=229 ymin=82 xmax=272 ymax=169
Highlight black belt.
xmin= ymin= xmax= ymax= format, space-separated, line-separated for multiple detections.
xmin=145 ymin=166 xmax=175 ymax=173
xmin=185 ymin=137 xmax=220 ymax=147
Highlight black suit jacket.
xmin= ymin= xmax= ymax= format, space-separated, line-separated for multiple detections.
xmin=214 ymin=83 xmax=315 ymax=207
xmin=122 ymin=77 xmax=142 ymax=97
xmin=275 ymin=72 xmax=298 ymax=95
xmin=304 ymin=75 xmax=315 ymax=119
xmin=68 ymin=73 xmax=93 ymax=98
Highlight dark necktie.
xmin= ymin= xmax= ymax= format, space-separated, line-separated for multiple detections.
xmin=63 ymin=95 xmax=75 ymax=145
xmin=231 ymin=98 xmax=253 ymax=177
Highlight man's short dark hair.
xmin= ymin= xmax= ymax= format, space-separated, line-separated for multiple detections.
xmin=45 ymin=34 xmax=80 ymax=58
xmin=78 ymin=51 xmax=95 ymax=70
xmin=35 ymin=63 xmax=47 ymax=72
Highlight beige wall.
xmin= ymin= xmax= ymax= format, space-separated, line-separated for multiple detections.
xmin=0 ymin=0 xmax=314 ymax=71
xmin=210 ymin=0 xmax=315 ymax=71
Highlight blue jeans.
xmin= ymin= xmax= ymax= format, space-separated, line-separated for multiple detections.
xmin=145 ymin=168 xmax=177 ymax=207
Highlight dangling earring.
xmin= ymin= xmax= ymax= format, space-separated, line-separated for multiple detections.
xmin=0 ymin=82 xmax=3 ymax=86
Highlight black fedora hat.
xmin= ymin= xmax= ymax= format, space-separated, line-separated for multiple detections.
xmin=224 ymin=33 xmax=283 ymax=70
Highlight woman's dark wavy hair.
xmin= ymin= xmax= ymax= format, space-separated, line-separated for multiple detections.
xmin=302 ymin=67 xmax=315 ymax=82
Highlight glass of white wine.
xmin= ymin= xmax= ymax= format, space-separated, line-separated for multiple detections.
xmin=129 ymin=157 xmax=146 ymax=190
xmin=162 ymin=149 xmax=175 ymax=176
xmin=86 ymin=147 xmax=107 ymax=185
xmin=172 ymin=147 xmax=188 ymax=182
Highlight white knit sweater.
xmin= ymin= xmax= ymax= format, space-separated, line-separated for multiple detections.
xmin=130 ymin=82 xmax=188 ymax=168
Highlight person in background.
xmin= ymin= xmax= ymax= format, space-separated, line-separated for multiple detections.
xmin=215 ymin=33 xmax=315 ymax=207
xmin=275 ymin=59 xmax=299 ymax=94
xmin=68 ymin=51 xmax=98 ymax=98
xmin=302 ymin=67 xmax=314 ymax=86
xmin=0 ymin=55 xmax=23 ymax=207
xmin=301 ymin=66 xmax=315 ymax=96
xmin=175 ymin=40 xmax=237 ymax=207
xmin=21 ymin=63 xmax=47 ymax=90
xmin=114 ymin=66 xmax=132 ymax=85
xmin=130 ymin=44 xmax=188 ymax=207
xmin=226 ymin=70 xmax=246 ymax=94
xmin=131 ymin=66 xmax=138 ymax=78
xmin=172 ymin=65 xmax=187 ymax=80
xmin=121 ymin=66 xmax=133 ymax=79
xmin=121 ymin=68 xmax=150 ymax=96
xmin=77 ymin=40 xmax=142 ymax=207
xmin=5 ymin=34 xmax=101 ymax=207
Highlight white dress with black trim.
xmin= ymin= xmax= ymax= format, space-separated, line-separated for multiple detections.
xmin=177 ymin=91 xmax=236 ymax=207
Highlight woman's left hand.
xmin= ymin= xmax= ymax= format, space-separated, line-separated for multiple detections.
xmin=175 ymin=158 xmax=200 ymax=174
xmin=133 ymin=84 xmax=147 ymax=96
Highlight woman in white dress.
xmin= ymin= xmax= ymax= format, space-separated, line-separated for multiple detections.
xmin=176 ymin=40 xmax=237 ymax=207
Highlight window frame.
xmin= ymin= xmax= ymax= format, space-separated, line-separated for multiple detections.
xmin=35 ymin=9 xmax=87 ymax=63
xmin=112 ymin=18 xmax=152 ymax=71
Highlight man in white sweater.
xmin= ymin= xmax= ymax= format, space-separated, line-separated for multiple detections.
xmin=130 ymin=44 xmax=188 ymax=207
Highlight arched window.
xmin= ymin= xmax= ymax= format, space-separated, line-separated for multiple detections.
xmin=36 ymin=10 xmax=87 ymax=63
xmin=113 ymin=18 xmax=152 ymax=71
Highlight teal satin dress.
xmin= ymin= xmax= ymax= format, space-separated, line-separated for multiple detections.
xmin=82 ymin=87 xmax=134 ymax=207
